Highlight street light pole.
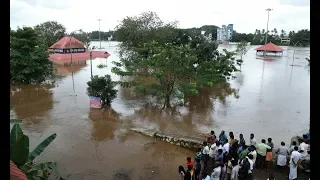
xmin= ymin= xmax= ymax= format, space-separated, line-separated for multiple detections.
xmin=69 ymin=29 xmax=82 ymax=66
xmin=264 ymin=8 xmax=273 ymax=57
xmin=97 ymin=19 xmax=102 ymax=49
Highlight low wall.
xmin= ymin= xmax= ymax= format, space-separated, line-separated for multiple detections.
xmin=131 ymin=128 xmax=203 ymax=151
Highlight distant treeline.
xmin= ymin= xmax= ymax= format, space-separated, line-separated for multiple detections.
xmin=88 ymin=26 xmax=309 ymax=47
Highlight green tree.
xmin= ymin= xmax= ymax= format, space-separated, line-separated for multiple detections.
xmin=70 ymin=30 xmax=91 ymax=48
xmin=112 ymin=40 xmax=240 ymax=108
xmin=290 ymin=29 xmax=310 ymax=47
xmin=87 ymin=75 xmax=118 ymax=107
xmin=10 ymin=27 xmax=52 ymax=84
xmin=236 ymin=41 xmax=249 ymax=64
xmin=10 ymin=123 xmax=63 ymax=180
xmin=280 ymin=29 xmax=285 ymax=38
xmin=35 ymin=21 xmax=66 ymax=47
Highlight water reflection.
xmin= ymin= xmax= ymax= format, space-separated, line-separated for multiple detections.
xmin=54 ymin=64 xmax=86 ymax=77
xmin=10 ymin=83 xmax=55 ymax=123
xmin=89 ymin=108 xmax=120 ymax=142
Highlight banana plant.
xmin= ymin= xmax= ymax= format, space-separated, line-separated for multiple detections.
xmin=10 ymin=123 xmax=64 ymax=180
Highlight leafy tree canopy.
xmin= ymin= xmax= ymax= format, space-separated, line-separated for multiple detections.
xmin=87 ymin=75 xmax=118 ymax=107
xmin=112 ymin=12 xmax=241 ymax=108
xmin=35 ymin=21 xmax=66 ymax=47
xmin=10 ymin=27 xmax=52 ymax=84
xmin=70 ymin=30 xmax=91 ymax=48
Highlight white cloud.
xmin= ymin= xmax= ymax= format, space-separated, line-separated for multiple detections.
xmin=10 ymin=0 xmax=310 ymax=34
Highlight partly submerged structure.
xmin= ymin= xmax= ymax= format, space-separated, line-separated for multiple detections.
xmin=255 ymin=42 xmax=284 ymax=56
xmin=48 ymin=36 xmax=110 ymax=65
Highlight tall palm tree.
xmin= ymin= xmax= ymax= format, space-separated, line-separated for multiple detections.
xmin=281 ymin=29 xmax=285 ymax=38
xmin=273 ymin=28 xmax=278 ymax=36
xmin=262 ymin=29 xmax=265 ymax=34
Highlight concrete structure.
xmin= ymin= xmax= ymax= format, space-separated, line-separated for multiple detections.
xmin=280 ymin=36 xmax=290 ymax=44
xmin=217 ymin=24 xmax=233 ymax=42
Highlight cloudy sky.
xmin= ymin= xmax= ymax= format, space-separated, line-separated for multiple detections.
xmin=10 ymin=0 xmax=309 ymax=34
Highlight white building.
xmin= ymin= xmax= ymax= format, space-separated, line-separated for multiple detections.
xmin=217 ymin=24 xmax=234 ymax=42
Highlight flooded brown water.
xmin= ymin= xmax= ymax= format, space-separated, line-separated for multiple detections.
xmin=10 ymin=41 xmax=310 ymax=179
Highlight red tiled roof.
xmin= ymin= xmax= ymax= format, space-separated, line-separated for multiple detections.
xmin=255 ymin=42 xmax=284 ymax=52
xmin=10 ymin=160 xmax=28 ymax=180
xmin=49 ymin=36 xmax=85 ymax=49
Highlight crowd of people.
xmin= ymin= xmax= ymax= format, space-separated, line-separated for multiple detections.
xmin=178 ymin=130 xmax=310 ymax=180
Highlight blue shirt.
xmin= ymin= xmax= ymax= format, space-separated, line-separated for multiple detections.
xmin=219 ymin=134 xmax=227 ymax=143
xmin=237 ymin=146 xmax=243 ymax=154
xmin=215 ymin=153 xmax=223 ymax=163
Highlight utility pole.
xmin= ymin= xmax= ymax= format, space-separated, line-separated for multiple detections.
xmin=97 ymin=19 xmax=102 ymax=49
xmin=264 ymin=8 xmax=273 ymax=57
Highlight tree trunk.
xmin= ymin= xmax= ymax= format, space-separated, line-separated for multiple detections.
xmin=165 ymin=95 xmax=171 ymax=108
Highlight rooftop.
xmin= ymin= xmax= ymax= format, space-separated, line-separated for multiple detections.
xmin=49 ymin=36 xmax=85 ymax=49
xmin=255 ymin=42 xmax=284 ymax=52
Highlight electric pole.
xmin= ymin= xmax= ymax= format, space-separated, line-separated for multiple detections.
xmin=264 ymin=8 xmax=273 ymax=57
xmin=97 ymin=19 xmax=102 ymax=49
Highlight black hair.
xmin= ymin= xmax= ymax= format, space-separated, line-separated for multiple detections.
xmin=231 ymin=159 xmax=238 ymax=166
xmin=187 ymin=157 xmax=191 ymax=161
xmin=230 ymin=134 xmax=234 ymax=139
xmin=292 ymin=141 xmax=297 ymax=145
xmin=178 ymin=165 xmax=186 ymax=174
xmin=225 ymin=139 xmax=228 ymax=143
xmin=218 ymin=149 xmax=223 ymax=153
xmin=203 ymin=141 xmax=207 ymax=146
xmin=211 ymin=130 xmax=215 ymax=135
xmin=201 ymin=171 xmax=208 ymax=177
xmin=262 ymin=139 xmax=266 ymax=143
xmin=281 ymin=142 xmax=285 ymax=146
xmin=229 ymin=131 xmax=234 ymax=136
xmin=187 ymin=165 xmax=192 ymax=171
xmin=216 ymin=141 xmax=220 ymax=146
xmin=250 ymin=133 xmax=254 ymax=137
xmin=294 ymin=146 xmax=298 ymax=151
xmin=248 ymin=154 xmax=253 ymax=160
xmin=268 ymin=138 xmax=272 ymax=142
xmin=243 ymin=145 xmax=248 ymax=149
xmin=240 ymin=134 xmax=243 ymax=137
xmin=250 ymin=145 xmax=256 ymax=150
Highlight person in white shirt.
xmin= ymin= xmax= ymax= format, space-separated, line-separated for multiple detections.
xmin=223 ymin=139 xmax=230 ymax=154
xmin=214 ymin=141 xmax=223 ymax=154
xmin=210 ymin=162 xmax=222 ymax=180
xmin=299 ymin=140 xmax=309 ymax=157
xmin=202 ymin=141 xmax=210 ymax=169
xmin=248 ymin=145 xmax=257 ymax=166
xmin=209 ymin=143 xmax=217 ymax=159
xmin=230 ymin=159 xmax=240 ymax=180
xmin=289 ymin=146 xmax=301 ymax=180
xmin=249 ymin=133 xmax=257 ymax=147
xmin=246 ymin=154 xmax=254 ymax=179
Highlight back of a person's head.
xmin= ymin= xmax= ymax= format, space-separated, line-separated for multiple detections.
xmin=250 ymin=133 xmax=254 ymax=137
xmin=178 ymin=165 xmax=185 ymax=173
xmin=294 ymin=146 xmax=299 ymax=151
xmin=243 ymin=145 xmax=248 ymax=149
xmin=281 ymin=141 xmax=285 ymax=146
xmin=218 ymin=149 xmax=223 ymax=153
xmin=187 ymin=157 xmax=191 ymax=161
xmin=250 ymin=145 xmax=256 ymax=150
xmin=216 ymin=141 xmax=220 ymax=146
xmin=211 ymin=130 xmax=215 ymax=135
xmin=229 ymin=131 xmax=234 ymax=136
xmin=262 ymin=139 xmax=266 ymax=143
xmin=292 ymin=141 xmax=297 ymax=145
xmin=248 ymin=154 xmax=253 ymax=160
xmin=203 ymin=141 xmax=207 ymax=146
xmin=268 ymin=138 xmax=272 ymax=142
xmin=231 ymin=159 xmax=238 ymax=166
xmin=230 ymin=134 xmax=234 ymax=139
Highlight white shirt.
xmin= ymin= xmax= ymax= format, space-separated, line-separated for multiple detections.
xmin=248 ymin=150 xmax=257 ymax=164
xmin=215 ymin=145 xmax=223 ymax=154
xmin=202 ymin=175 xmax=211 ymax=180
xmin=290 ymin=151 xmax=301 ymax=164
xmin=247 ymin=157 xmax=253 ymax=174
xmin=203 ymin=145 xmax=210 ymax=155
xmin=210 ymin=166 xmax=221 ymax=180
xmin=209 ymin=143 xmax=217 ymax=158
xmin=231 ymin=165 xmax=240 ymax=180
xmin=223 ymin=143 xmax=230 ymax=153
xmin=299 ymin=142 xmax=309 ymax=156
xmin=250 ymin=138 xmax=257 ymax=147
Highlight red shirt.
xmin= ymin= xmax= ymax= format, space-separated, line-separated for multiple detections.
xmin=187 ymin=161 xmax=194 ymax=168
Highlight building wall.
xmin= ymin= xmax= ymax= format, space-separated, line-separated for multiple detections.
xmin=217 ymin=24 xmax=234 ymax=42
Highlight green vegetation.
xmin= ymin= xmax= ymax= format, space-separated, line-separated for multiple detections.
xmin=70 ymin=30 xmax=91 ymax=48
xmin=87 ymin=75 xmax=118 ymax=107
xmin=235 ymin=41 xmax=249 ymax=67
xmin=231 ymin=28 xmax=310 ymax=46
xmin=10 ymin=123 xmax=63 ymax=180
xmin=112 ymin=12 xmax=241 ymax=108
xmin=10 ymin=27 xmax=52 ymax=84
xmin=35 ymin=21 xmax=66 ymax=47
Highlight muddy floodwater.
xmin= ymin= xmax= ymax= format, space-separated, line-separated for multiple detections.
xmin=10 ymin=41 xmax=310 ymax=179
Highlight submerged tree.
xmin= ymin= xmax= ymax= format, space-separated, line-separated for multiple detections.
xmin=87 ymin=75 xmax=118 ymax=107
xmin=235 ymin=41 xmax=249 ymax=68
xmin=10 ymin=27 xmax=52 ymax=84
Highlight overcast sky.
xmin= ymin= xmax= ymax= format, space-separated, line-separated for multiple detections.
xmin=10 ymin=0 xmax=309 ymax=34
